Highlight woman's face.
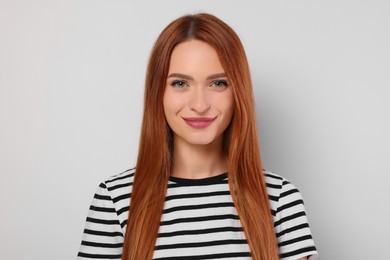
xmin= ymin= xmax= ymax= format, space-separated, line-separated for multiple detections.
xmin=163 ymin=40 xmax=234 ymax=146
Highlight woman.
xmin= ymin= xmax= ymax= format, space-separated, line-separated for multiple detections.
xmin=78 ymin=13 xmax=318 ymax=260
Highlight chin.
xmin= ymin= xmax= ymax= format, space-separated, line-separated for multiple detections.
xmin=185 ymin=138 xmax=215 ymax=146
xmin=182 ymin=133 xmax=221 ymax=146
xmin=193 ymin=141 xmax=216 ymax=146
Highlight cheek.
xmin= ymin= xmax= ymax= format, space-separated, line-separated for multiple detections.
xmin=163 ymin=91 xmax=183 ymax=118
xmin=219 ymin=91 xmax=234 ymax=117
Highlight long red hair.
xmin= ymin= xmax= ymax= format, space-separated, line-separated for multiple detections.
xmin=122 ymin=13 xmax=279 ymax=260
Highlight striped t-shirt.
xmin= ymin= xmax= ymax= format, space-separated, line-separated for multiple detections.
xmin=78 ymin=168 xmax=318 ymax=260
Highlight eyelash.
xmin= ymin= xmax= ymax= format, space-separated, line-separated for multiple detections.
xmin=170 ymin=80 xmax=188 ymax=88
xmin=211 ymin=80 xmax=229 ymax=88
xmin=169 ymin=80 xmax=229 ymax=88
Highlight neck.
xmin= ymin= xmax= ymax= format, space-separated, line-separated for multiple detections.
xmin=171 ymin=136 xmax=227 ymax=179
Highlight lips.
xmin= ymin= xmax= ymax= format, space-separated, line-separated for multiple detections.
xmin=182 ymin=117 xmax=216 ymax=129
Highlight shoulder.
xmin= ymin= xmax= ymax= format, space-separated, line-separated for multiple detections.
xmin=77 ymin=169 xmax=135 ymax=258
xmin=93 ymin=168 xmax=135 ymax=232
xmin=89 ymin=168 xmax=135 ymax=208
xmin=263 ymin=170 xmax=318 ymax=259
xmin=263 ymin=169 xmax=299 ymax=199
xmin=263 ymin=170 xmax=305 ymax=216
xmin=105 ymin=167 xmax=135 ymax=183
xmin=101 ymin=167 xmax=135 ymax=194
xmin=98 ymin=167 xmax=135 ymax=212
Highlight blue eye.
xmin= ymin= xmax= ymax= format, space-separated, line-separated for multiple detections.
xmin=170 ymin=80 xmax=188 ymax=88
xmin=211 ymin=80 xmax=229 ymax=88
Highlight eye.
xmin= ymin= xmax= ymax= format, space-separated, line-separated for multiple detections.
xmin=211 ymin=80 xmax=229 ymax=88
xmin=170 ymin=80 xmax=188 ymax=88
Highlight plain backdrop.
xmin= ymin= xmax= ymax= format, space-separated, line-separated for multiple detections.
xmin=1 ymin=1 xmax=389 ymax=259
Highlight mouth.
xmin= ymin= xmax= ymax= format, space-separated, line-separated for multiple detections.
xmin=182 ymin=117 xmax=217 ymax=129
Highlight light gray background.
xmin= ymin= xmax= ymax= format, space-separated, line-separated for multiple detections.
xmin=1 ymin=1 xmax=389 ymax=259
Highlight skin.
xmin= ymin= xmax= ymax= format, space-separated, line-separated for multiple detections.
xmin=163 ymin=40 xmax=233 ymax=179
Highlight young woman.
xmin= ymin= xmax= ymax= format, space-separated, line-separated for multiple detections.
xmin=78 ymin=13 xmax=318 ymax=260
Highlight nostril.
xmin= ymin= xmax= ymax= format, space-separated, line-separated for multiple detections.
xmin=190 ymin=103 xmax=211 ymax=113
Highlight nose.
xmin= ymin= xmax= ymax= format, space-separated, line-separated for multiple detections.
xmin=189 ymin=88 xmax=210 ymax=114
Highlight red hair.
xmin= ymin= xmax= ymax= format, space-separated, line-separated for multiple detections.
xmin=122 ymin=13 xmax=279 ymax=260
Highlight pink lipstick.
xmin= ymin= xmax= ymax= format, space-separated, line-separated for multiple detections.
xmin=183 ymin=117 xmax=216 ymax=129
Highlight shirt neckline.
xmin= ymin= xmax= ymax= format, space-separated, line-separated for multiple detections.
xmin=169 ymin=172 xmax=228 ymax=185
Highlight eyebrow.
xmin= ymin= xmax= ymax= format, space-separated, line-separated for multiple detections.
xmin=167 ymin=73 xmax=227 ymax=80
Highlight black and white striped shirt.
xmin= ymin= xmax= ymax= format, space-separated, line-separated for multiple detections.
xmin=78 ymin=168 xmax=318 ymax=260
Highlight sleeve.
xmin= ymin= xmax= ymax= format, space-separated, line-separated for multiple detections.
xmin=77 ymin=182 xmax=124 ymax=259
xmin=274 ymin=179 xmax=318 ymax=260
